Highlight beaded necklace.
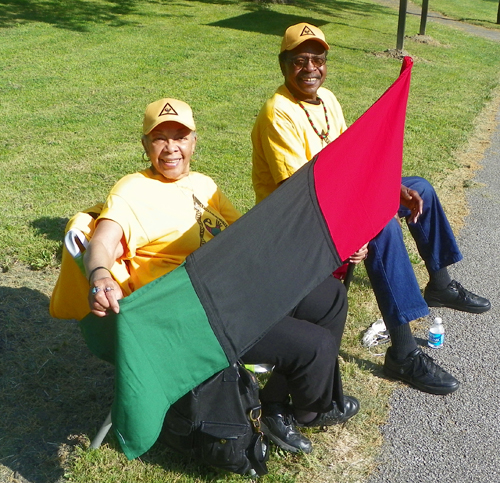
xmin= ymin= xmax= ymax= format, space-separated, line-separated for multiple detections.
xmin=297 ymin=96 xmax=331 ymax=144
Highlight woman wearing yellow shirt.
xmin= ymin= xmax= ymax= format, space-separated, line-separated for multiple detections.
xmin=84 ymin=97 xmax=358 ymax=456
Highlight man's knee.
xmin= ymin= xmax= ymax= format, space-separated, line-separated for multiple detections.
xmin=403 ymin=176 xmax=436 ymax=201
xmin=370 ymin=216 xmax=403 ymax=245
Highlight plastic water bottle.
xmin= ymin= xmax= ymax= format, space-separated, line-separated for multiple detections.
xmin=428 ymin=317 xmax=444 ymax=348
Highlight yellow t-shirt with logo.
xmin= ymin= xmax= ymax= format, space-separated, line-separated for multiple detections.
xmin=98 ymin=168 xmax=241 ymax=292
xmin=252 ymin=85 xmax=347 ymax=203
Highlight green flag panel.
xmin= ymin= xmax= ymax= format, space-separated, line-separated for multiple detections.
xmin=80 ymin=264 xmax=229 ymax=459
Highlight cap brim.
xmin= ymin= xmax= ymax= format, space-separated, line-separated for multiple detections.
xmin=144 ymin=119 xmax=196 ymax=135
xmin=282 ymin=37 xmax=330 ymax=53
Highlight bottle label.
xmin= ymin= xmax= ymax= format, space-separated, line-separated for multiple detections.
xmin=428 ymin=331 xmax=444 ymax=348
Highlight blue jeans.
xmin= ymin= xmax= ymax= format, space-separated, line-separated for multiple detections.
xmin=364 ymin=176 xmax=463 ymax=329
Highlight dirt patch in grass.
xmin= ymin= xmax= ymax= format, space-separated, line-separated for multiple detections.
xmin=373 ymin=35 xmax=447 ymax=61
xmin=372 ymin=49 xmax=411 ymax=60
xmin=407 ymin=34 xmax=446 ymax=47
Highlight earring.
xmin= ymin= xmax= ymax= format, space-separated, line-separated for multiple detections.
xmin=142 ymin=151 xmax=150 ymax=162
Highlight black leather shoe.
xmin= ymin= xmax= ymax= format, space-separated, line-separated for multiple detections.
xmin=384 ymin=347 xmax=460 ymax=395
xmin=424 ymin=280 xmax=491 ymax=314
xmin=261 ymin=402 xmax=312 ymax=454
xmin=298 ymin=396 xmax=360 ymax=428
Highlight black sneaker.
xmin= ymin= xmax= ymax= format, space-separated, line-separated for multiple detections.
xmin=297 ymin=396 xmax=360 ymax=428
xmin=384 ymin=347 xmax=460 ymax=395
xmin=424 ymin=280 xmax=491 ymax=314
xmin=261 ymin=402 xmax=312 ymax=454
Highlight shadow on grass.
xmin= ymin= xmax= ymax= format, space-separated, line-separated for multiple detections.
xmin=207 ymin=10 xmax=328 ymax=35
xmin=206 ymin=1 xmax=392 ymax=36
xmin=31 ymin=217 xmax=69 ymax=266
xmin=0 ymin=285 xmax=114 ymax=482
xmin=0 ymin=0 xmax=138 ymax=31
xmin=0 ymin=0 xmax=394 ymax=33
xmin=32 ymin=217 xmax=68 ymax=242
xmin=340 ymin=350 xmax=386 ymax=378
xmin=81 ymin=432 xmax=234 ymax=481
xmin=139 ymin=442 xmax=244 ymax=481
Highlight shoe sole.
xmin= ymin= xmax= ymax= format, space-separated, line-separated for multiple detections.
xmin=300 ymin=417 xmax=355 ymax=428
xmin=425 ymin=299 xmax=491 ymax=314
xmin=260 ymin=422 xmax=312 ymax=454
xmin=298 ymin=408 xmax=360 ymax=428
xmin=383 ymin=368 xmax=460 ymax=395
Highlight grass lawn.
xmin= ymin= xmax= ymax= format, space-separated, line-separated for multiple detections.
xmin=1 ymin=0 xmax=500 ymax=482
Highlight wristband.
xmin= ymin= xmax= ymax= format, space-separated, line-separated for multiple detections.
xmin=88 ymin=266 xmax=110 ymax=283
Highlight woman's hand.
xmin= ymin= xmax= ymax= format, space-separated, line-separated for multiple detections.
xmin=400 ymin=184 xmax=423 ymax=223
xmin=349 ymin=243 xmax=369 ymax=264
xmin=88 ymin=274 xmax=123 ymax=317
xmin=84 ymin=219 xmax=125 ymax=317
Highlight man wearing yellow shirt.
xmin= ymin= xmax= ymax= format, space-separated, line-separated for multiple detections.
xmin=252 ymin=23 xmax=490 ymax=407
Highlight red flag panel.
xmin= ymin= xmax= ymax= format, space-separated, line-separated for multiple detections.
xmin=314 ymin=57 xmax=413 ymax=262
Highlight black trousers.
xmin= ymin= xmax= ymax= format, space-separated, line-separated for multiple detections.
xmin=242 ymin=275 xmax=347 ymax=413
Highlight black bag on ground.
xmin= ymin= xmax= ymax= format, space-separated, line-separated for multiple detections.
xmin=160 ymin=362 xmax=269 ymax=476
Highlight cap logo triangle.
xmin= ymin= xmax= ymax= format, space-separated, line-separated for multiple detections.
xmin=300 ymin=26 xmax=316 ymax=37
xmin=159 ymin=102 xmax=178 ymax=117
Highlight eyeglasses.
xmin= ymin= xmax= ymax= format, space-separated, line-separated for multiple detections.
xmin=289 ymin=55 xmax=327 ymax=69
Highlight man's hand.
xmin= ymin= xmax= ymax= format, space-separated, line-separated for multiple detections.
xmin=349 ymin=243 xmax=369 ymax=264
xmin=88 ymin=276 xmax=123 ymax=317
xmin=400 ymin=184 xmax=423 ymax=223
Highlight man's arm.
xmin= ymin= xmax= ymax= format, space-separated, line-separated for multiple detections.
xmin=260 ymin=113 xmax=311 ymax=185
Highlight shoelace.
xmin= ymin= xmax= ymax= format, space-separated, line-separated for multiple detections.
xmin=451 ymin=280 xmax=471 ymax=302
xmin=281 ymin=407 xmax=301 ymax=429
xmin=412 ymin=351 xmax=439 ymax=376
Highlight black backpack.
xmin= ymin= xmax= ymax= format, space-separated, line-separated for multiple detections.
xmin=160 ymin=362 xmax=269 ymax=476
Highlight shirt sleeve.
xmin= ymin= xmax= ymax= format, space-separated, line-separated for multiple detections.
xmin=98 ymin=192 xmax=147 ymax=259
xmin=209 ymin=187 xmax=242 ymax=225
xmin=260 ymin=108 xmax=309 ymax=185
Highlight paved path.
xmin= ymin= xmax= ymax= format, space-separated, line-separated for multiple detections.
xmin=367 ymin=105 xmax=500 ymax=483
xmin=366 ymin=3 xmax=500 ymax=482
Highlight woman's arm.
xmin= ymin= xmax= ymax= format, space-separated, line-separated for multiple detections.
xmin=84 ymin=219 xmax=125 ymax=317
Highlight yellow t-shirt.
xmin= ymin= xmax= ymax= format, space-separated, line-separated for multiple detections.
xmin=98 ymin=168 xmax=241 ymax=292
xmin=252 ymin=85 xmax=347 ymax=203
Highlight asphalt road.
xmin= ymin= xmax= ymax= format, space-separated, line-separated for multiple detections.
xmin=364 ymin=6 xmax=500 ymax=480
xmin=367 ymin=103 xmax=500 ymax=483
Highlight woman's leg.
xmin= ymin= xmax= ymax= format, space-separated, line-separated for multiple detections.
xmin=242 ymin=276 xmax=347 ymax=413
